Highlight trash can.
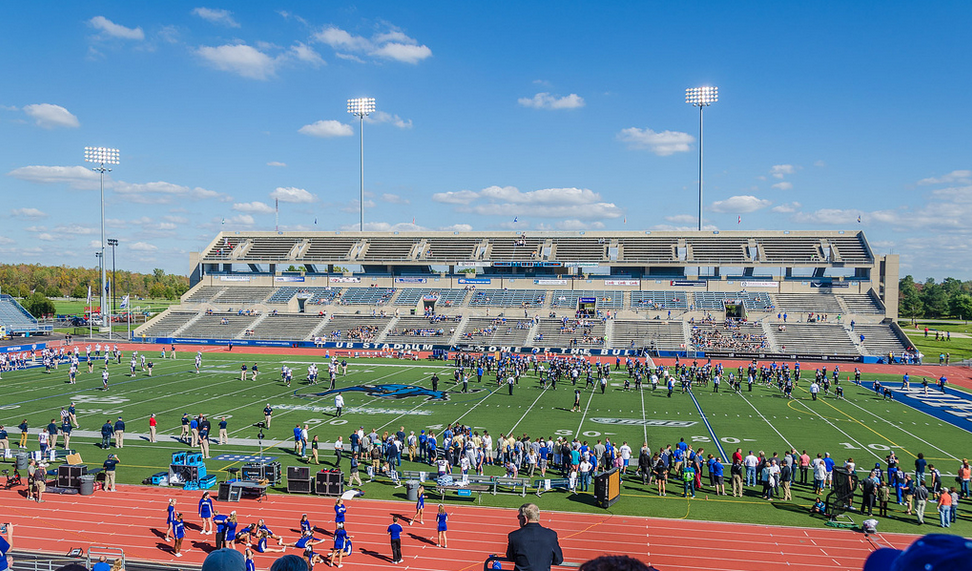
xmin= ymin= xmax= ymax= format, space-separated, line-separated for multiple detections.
xmin=79 ymin=475 xmax=96 ymax=496
xmin=405 ymin=480 xmax=420 ymax=501
xmin=15 ymin=452 xmax=29 ymax=470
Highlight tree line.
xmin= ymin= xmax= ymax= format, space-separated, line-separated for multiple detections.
xmin=0 ymin=263 xmax=189 ymax=302
xmin=899 ymin=275 xmax=972 ymax=321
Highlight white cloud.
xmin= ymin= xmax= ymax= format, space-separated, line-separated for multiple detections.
xmin=651 ymin=223 xmax=719 ymax=232
xmin=340 ymin=199 xmax=376 ymax=213
xmin=792 ymin=208 xmax=865 ymax=225
xmin=266 ymin=161 xmax=287 ymax=167
xmin=438 ymin=223 xmax=473 ymax=232
xmin=771 ymin=181 xmax=793 ymax=191
xmin=770 ymin=164 xmax=795 ymax=179
xmin=289 ymin=42 xmax=325 ymax=66
xmin=37 ymin=233 xmax=55 ymax=242
xmin=617 ymin=128 xmax=694 ymax=156
xmin=54 ymin=224 xmax=98 ymax=235
xmin=11 ymin=207 xmax=47 ymax=219
xmin=340 ymin=221 xmax=426 ymax=232
xmin=371 ymin=42 xmax=432 ymax=64
xmin=771 ymin=202 xmax=801 ymax=214
xmin=270 ymin=187 xmax=315 ymax=203
xmin=227 ymin=214 xmax=255 ymax=226
xmin=7 ymin=165 xmax=100 ymax=189
xmin=191 ymin=7 xmax=240 ymax=28
xmin=0 ymin=236 xmax=15 ymax=245
xmin=431 ymin=190 xmax=478 ymax=205
xmin=917 ymin=170 xmax=972 ymax=186
xmin=197 ymin=43 xmax=277 ymax=80
xmin=89 ymin=16 xmax=144 ymax=40
xmin=130 ymin=241 xmax=158 ymax=252
xmin=23 ymin=104 xmax=80 ymax=129
xmin=517 ymin=92 xmax=585 ymax=110
xmin=664 ymin=214 xmax=697 ymax=224
xmin=298 ymin=119 xmax=353 ymax=138
xmin=233 ymin=201 xmax=275 ymax=214
xmin=813 ymin=160 xmax=826 ymax=168
xmin=113 ymin=180 xmax=230 ymax=204
xmin=709 ymin=195 xmax=772 ymax=213
xmin=367 ymin=111 xmax=412 ymax=129
xmin=478 ymin=186 xmax=599 ymax=205
xmin=556 ymin=220 xmax=605 ymax=230
xmin=313 ymin=25 xmax=431 ymax=64
xmin=334 ymin=53 xmax=365 ymax=63
xmin=380 ymin=193 xmax=410 ymax=205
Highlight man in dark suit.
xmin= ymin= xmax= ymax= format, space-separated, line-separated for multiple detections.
xmin=506 ymin=503 xmax=564 ymax=571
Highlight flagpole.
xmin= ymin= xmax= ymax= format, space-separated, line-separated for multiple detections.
xmin=127 ymin=292 xmax=131 ymax=341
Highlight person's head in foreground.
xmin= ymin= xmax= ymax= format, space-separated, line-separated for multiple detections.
xmin=201 ymin=548 xmax=245 ymax=571
xmin=864 ymin=534 xmax=972 ymax=571
xmin=579 ymin=555 xmax=651 ymax=571
xmin=517 ymin=503 xmax=540 ymax=527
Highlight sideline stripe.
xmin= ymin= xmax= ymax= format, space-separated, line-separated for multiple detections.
xmin=735 ymin=391 xmax=794 ymax=451
xmin=687 ymin=388 xmax=727 ymax=462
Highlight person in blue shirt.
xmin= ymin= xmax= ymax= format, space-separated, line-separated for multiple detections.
xmin=326 ymin=523 xmax=349 ymax=568
xmin=164 ymin=499 xmax=177 ymax=541
xmin=100 ymin=420 xmax=113 ymax=449
xmin=334 ymin=498 xmax=347 ymax=525
xmin=436 ymin=505 xmax=449 ymax=548
xmin=60 ymin=419 xmax=72 ymax=450
xmin=244 ymin=549 xmax=256 ymax=571
xmin=213 ymin=511 xmax=228 ymax=550
xmin=711 ymin=457 xmax=726 ymax=495
xmin=91 ymin=556 xmax=110 ymax=571
xmin=823 ymin=453 xmax=836 ymax=488
xmin=172 ymin=513 xmax=186 ymax=557
xmin=387 ymin=514 xmax=404 ymax=564
xmin=412 ymin=485 xmax=425 ymax=525
xmin=299 ymin=514 xmax=313 ymax=534
xmin=198 ymin=491 xmax=214 ymax=535
xmin=255 ymin=531 xmax=285 ymax=553
xmin=225 ymin=512 xmax=239 ymax=548
xmin=0 ymin=523 xmax=13 ymax=571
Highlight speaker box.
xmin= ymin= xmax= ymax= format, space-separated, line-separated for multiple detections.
xmin=288 ymin=479 xmax=313 ymax=494
xmin=57 ymin=464 xmax=87 ymax=488
xmin=288 ymin=466 xmax=310 ymax=480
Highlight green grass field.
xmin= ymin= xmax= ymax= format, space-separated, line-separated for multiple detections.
xmin=2 ymin=348 xmax=969 ymax=535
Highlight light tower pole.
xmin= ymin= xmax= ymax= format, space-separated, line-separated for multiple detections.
xmin=84 ymin=147 xmax=120 ymax=332
xmin=108 ymin=238 xmax=118 ymax=340
xmin=347 ymin=97 xmax=376 ymax=231
xmin=685 ymin=87 xmax=718 ymax=231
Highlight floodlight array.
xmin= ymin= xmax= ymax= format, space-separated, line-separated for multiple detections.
xmin=685 ymin=86 xmax=719 ymax=106
xmin=84 ymin=146 xmax=121 ymax=164
xmin=347 ymin=97 xmax=376 ymax=116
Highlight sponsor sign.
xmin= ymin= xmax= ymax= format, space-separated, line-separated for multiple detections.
xmin=218 ymin=275 xmax=251 ymax=282
xmin=298 ymin=383 xmax=457 ymax=402
xmin=566 ymin=262 xmax=601 ymax=268
xmin=0 ymin=343 xmax=44 ymax=354
xmin=330 ymin=277 xmax=361 ymax=283
xmin=275 ymin=276 xmax=305 ymax=283
xmin=590 ymin=417 xmax=697 ymax=428
xmin=456 ymin=262 xmax=489 ymax=267
xmin=458 ymin=278 xmax=491 ymax=285
xmin=739 ymin=281 xmax=778 ymax=288
xmin=810 ymin=281 xmax=850 ymax=288
xmin=579 ymin=297 xmax=597 ymax=303
xmin=671 ymin=280 xmax=706 ymax=287
xmin=604 ymin=279 xmax=640 ymax=286
xmin=534 ymin=279 xmax=568 ymax=285
xmin=395 ymin=277 xmax=428 ymax=284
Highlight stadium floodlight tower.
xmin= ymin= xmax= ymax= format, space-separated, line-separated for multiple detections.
xmin=84 ymin=146 xmax=120 ymax=332
xmin=347 ymin=97 xmax=376 ymax=231
xmin=685 ymin=86 xmax=718 ymax=231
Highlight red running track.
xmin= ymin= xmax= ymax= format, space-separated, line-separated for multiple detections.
xmin=0 ymin=483 xmax=920 ymax=571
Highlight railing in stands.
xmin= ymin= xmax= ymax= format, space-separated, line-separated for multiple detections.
xmin=483 ymin=555 xmax=580 ymax=571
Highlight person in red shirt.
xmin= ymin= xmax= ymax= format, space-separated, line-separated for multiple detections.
xmin=148 ymin=414 xmax=157 ymax=443
xmin=732 ymin=448 xmax=743 ymax=464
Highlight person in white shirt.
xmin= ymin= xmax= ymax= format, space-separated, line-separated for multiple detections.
xmin=334 ymin=394 xmax=344 ymax=417
xmin=619 ymin=442 xmax=633 ymax=474
xmin=744 ymin=452 xmax=759 ymax=486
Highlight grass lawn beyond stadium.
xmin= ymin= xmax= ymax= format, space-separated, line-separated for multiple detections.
xmin=2 ymin=345 xmax=970 ymax=536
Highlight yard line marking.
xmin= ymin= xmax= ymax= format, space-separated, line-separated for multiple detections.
xmin=736 ymin=392 xmax=794 ymax=451
xmin=507 ymin=386 xmax=549 ymax=435
xmin=687 ymin=388 xmax=727 ymax=462
xmin=791 ymin=399 xmax=883 ymax=463
xmin=575 ymin=384 xmax=599 ymax=438
xmin=639 ymin=383 xmax=648 ymax=444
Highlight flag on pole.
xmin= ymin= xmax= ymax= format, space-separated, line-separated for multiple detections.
xmin=105 ymin=278 xmax=110 ymax=295
xmin=738 ymin=216 xmax=742 ymax=224
xmin=513 ymin=216 xmax=518 ymax=223
xmin=86 ymin=285 xmax=91 ymax=305
xmin=120 ymin=294 xmax=129 ymax=309
xmin=314 ymin=217 xmax=318 ymax=225
xmin=221 ymin=218 xmax=225 ymax=225
xmin=857 ymin=215 xmax=862 ymax=224
xmin=623 ymin=216 xmax=627 ymax=224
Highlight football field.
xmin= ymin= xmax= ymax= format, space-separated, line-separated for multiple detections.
xmin=1 ymin=344 xmax=970 ymax=535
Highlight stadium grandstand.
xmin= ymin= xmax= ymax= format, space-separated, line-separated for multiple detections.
xmin=137 ymin=230 xmax=910 ymax=362
xmin=0 ymin=293 xmax=52 ymax=337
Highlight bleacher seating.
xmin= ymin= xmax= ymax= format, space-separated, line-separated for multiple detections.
xmin=0 ymin=294 xmax=41 ymax=334
xmin=630 ymin=291 xmax=689 ymax=310
xmin=839 ymin=293 xmax=883 ymax=314
xmin=552 ymin=238 xmax=605 ymax=261
xmin=301 ymin=237 xmax=359 ymax=261
xmin=317 ymin=315 xmax=391 ymax=342
xmin=421 ymin=238 xmax=483 ymax=261
xmin=549 ymin=290 xmax=624 ymax=311
xmin=771 ymin=323 xmax=858 ymax=355
xmin=610 ymin=321 xmax=687 ymax=351
xmin=383 ymin=315 xmax=459 ymax=343
xmin=337 ymin=287 xmax=397 ymax=306
xmin=486 ymin=237 xmax=543 ymax=261
xmin=690 ymin=322 xmax=768 ymax=352
xmin=360 ymin=238 xmax=417 ymax=261
xmin=468 ymin=289 xmax=546 ymax=308
xmin=268 ymin=286 xmax=341 ymax=305
xmin=855 ymin=325 xmax=910 ymax=357
xmin=185 ymin=313 xmax=261 ymax=339
xmin=772 ymin=293 xmax=843 ymax=314
xmin=693 ymin=291 xmax=773 ymax=311
xmin=829 ymin=235 xmax=871 ymax=262
xmin=532 ymin=318 xmax=606 ymax=347
xmin=688 ymin=237 xmax=748 ymax=263
xmin=759 ymin=237 xmax=821 ymax=262
xmin=393 ymin=288 xmax=468 ymax=308
xmin=457 ymin=317 xmax=534 ymax=346
xmin=251 ymin=313 xmax=326 ymax=341
xmin=244 ymin=237 xmax=300 ymax=259
xmin=617 ymin=237 xmax=673 ymax=262
xmin=184 ymin=286 xmax=224 ymax=303
xmin=214 ymin=287 xmax=273 ymax=305
xmin=139 ymin=311 xmax=199 ymax=337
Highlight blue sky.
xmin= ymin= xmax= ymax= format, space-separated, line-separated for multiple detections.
xmin=2 ymin=2 xmax=970 ymax=278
